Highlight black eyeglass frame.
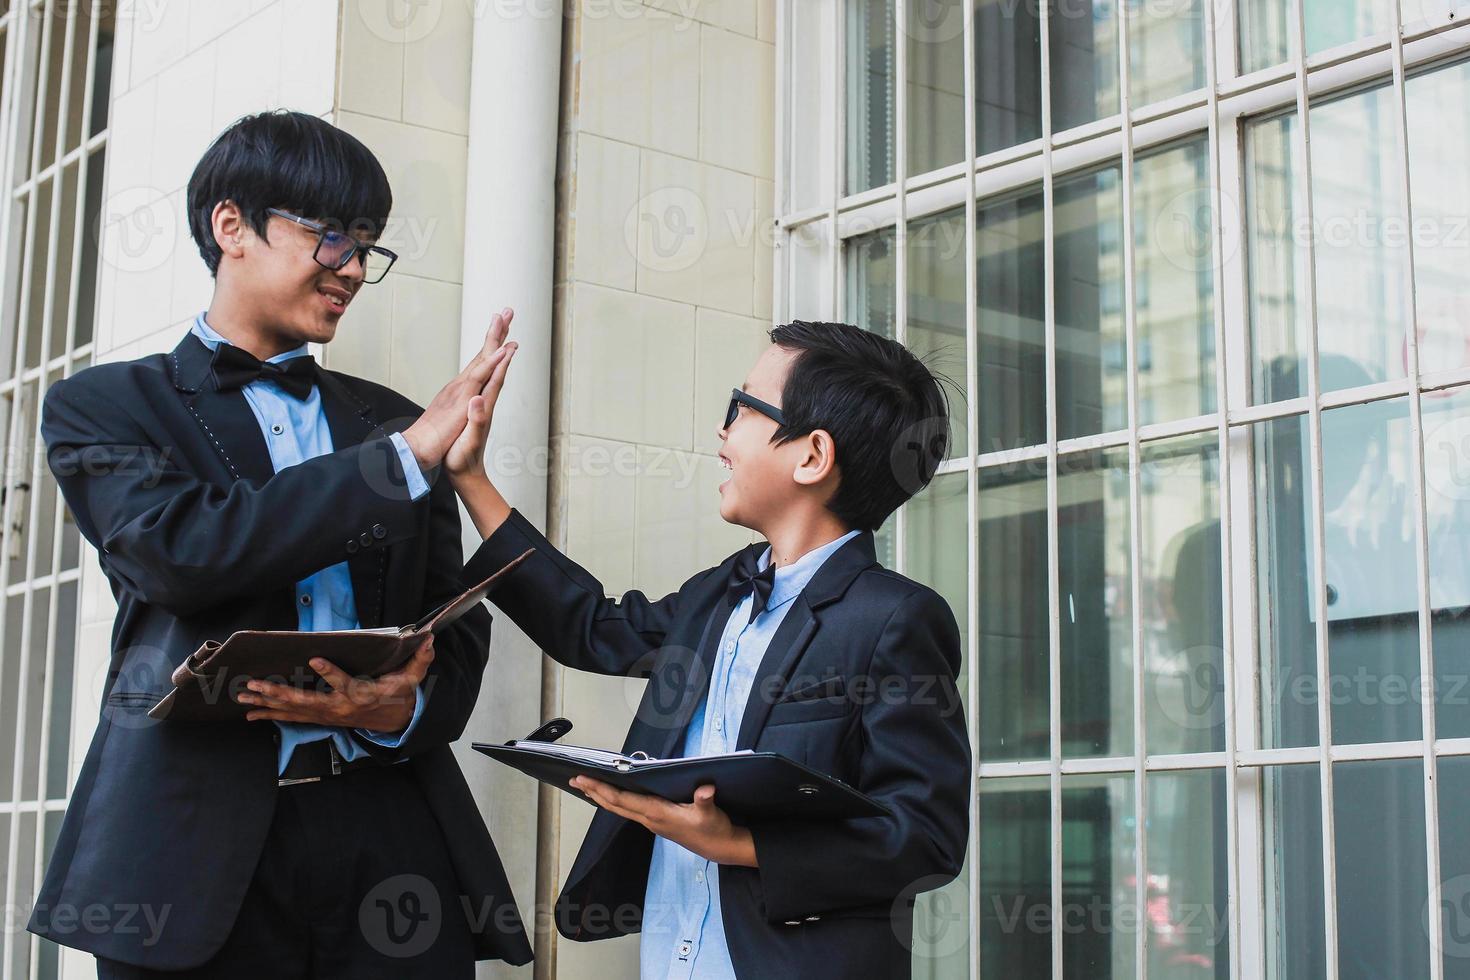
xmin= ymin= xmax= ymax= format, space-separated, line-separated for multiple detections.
xmin=265 ymin=207 xmax=398 ymax=284
xmin=724 ymin=388 xmax=786 ymax=430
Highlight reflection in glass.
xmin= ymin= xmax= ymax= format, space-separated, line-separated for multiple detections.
xmin=914 ymin=852 xmax=971 ymax=979
xmin=47 ymin=581 xmax=77 ymax=800
xmin=1055 ymin=164 xmax=1126 ymax=440
xmin=1049 ymin=0 xmax=1119 ymax=132
xmin=908 ymin=209 xmax=968 ymax=457
xmin=1407 ymin=58 xmax=1470 ymax=380
xmin=974 ymin=0 xmax=1042 ymax=155
xmin=979 ymin=464 xmax=1050 ymax=761
xmin=1127 ymin=0 xmax=1205 ymax=109
xmin=1254 ymin=414 xmax=1319 ymax=749
xmin=1061 ymin=773 xmax=1137 ymax=979
xmin=789 ymin=0 xmax=836 ymax=212
xmin=1418 ymin=390 xmax=1470 ymax=740
xmin=1146 ymin=769 xmax=1230 ymax=977
xmin=1239 ymin=0 xmax=1395 ymax=72
xmin=907 ymin=472 xmax=970 ymax=709
xmin=907 ymin=0 xmax=966 ymax=176
xmin=20 ymin=588 xmax=51 ymax=801
xmin=1140 ymin=433 xmax=1224 ymax=756
xmin=977 ymin=188 xmax=1046 ymax=452
xmin=979 ymin=776 xmax=1051 ymax=977
xmin=1262 ymin=764 xmax=1326 ymax=980
xmin=1247 ymin=86 xmax=1411 ymax=403
xmin=1058 ymin=448 xmax=1133 ymax=757
xmin=1334 ymin=759 xmax=1430 ymax=977
xmin=846 ymin=226 xmax=896 ymax=338
xmin=1321 ymin=398 xmax=1422 ymax=746
xmin=847 ymin=0 xmax=896 ymax=193
xmin=1133 ymin=139 xmax=1215 ymax=426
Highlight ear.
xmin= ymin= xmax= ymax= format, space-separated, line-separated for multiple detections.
xmin=792 ymin=429 xmax=838 ymax=488
xmin=211 ymin=200 xmax=248 ymax=264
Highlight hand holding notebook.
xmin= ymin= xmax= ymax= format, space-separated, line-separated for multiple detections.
xmin=148 ymin=548 xmax=534 ymax=721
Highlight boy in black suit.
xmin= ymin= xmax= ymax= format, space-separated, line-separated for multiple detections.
xmin=441 ymin=321 xmax=970 ymax=978
xmin=30 ymin=110 xmax=528 ymax=976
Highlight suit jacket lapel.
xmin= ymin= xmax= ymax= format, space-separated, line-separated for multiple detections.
xmin=315 ymin=369 xmax=389 ymax=628
xmin=167 ymin=333 xmax=275 ymax=487
xmin=734 ymin=530 xmax=879 ymax=749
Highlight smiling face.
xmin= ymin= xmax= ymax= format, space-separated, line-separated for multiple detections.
xmin=216 ymin=203 xmax=371 ymax=349
xmin=716 ymin=343 xmax=837 ymax=532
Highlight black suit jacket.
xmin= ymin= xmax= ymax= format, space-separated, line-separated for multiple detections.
xmin=26 ymin=333 xmax=532 ymax=970
xmin=466 ymin=508 xmax=971 ymax=980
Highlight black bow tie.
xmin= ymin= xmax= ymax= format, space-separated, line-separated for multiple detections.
xmin=727 ymin=550 xmax=777 ymax=624
xmin=210 ymin=343 xmax=318 ymax=399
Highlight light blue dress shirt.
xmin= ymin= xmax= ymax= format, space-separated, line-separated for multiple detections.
xmin=190 ymin=313 xmax=431 ymax=774
xmin=640 ymin=529 xmax=862 ymax=980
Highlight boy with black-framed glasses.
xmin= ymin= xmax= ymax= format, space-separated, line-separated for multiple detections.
xmin=29 ymin=109 xmax=528 ymax=977
xmin=441 ymin=320 xmax=971 ymax=979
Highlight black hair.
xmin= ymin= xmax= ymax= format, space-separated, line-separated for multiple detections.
xmin=186 ymin=110 xmax=393 ymax=277
xmin=767 ymin=320 xmax=954 ymax=532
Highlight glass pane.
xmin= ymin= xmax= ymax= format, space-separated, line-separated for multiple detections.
xmin=7 ymin=813 xmax=37 ymax=977
xmin=1133 ymin=139 xmax=1215 ymax=426
xmin=89 ymin=2 xmax=116 ymax=138
xmin=1145 ymin=769 xmax=1229 ymax=977
xmin=1241 ymin=0 xmax=1395 ymax=71
xmin=979 ymin=776 xmax=1051 ymax=977
xmin=20 ymin=587 xmax=52 ymax=800
xmin=790 ymin=220 xmax=835 ymax=322
xmin=1140 ymin=433 xmax=1224 ymax=756
xmin=75 ymin=146 xmax=104 ymax=349
xmin=1050 ymin=0 xmax=1120 ymax=132
xmin=1435 ymin=756 xmax=1470 ymax=976
xmin=0 ymin=815 xmax=7 ymax=901
xmin=46 ymin=580 xmax=76 ymax=799
xmin=35 ymin=0 xmax=67 ymax=167
xmin=47 ymin=158 xmax=79 ymax=362
xmin=1058 ymin=447 xmax=1133 ymax=757
xmin=977 ymin=187 xmax=1046 ymax=452
xmin=63 ymin=0 xmax=94 ymax=154
xmin=979 ymin=463 xmax=1049 ymax=761
xmin=1321 ymin=398 xmax=1421 ymax=746
xmin=24 ymin=179 xmax=54 ymax=371
xmin=908 ymin=209 xmax=968 ymax=458
xmin=1055 ymin=164 xmax=1126 ymax=440
xmin=32 ymin=465 xmax=56 ymax=580
xmin=1238 ymin=0 xmax=1292 ymax=74
xmin=6 ymin=383 xmax=39 ymax=586
xmin=1061 ymin=772 xmax=1136 ymax=979
xmin=1262 ymin=763 xmax=1327 ymax=980
xmin=1407 ymin=58 xmax=1470 ymax=379
xmin=1425 ymin=388 xmax=1470 ymax=740
xmin=975 ymin=0 xmax=1042 ymax=155
xmin=1334 ymin=758 xmax=1430 ymax=977
xmin=846 ymin=226 xmax=896 ymax=338
xmin=0 ymin=594 xmax=20 ymax=802
xmin=907 ymin=472 xmax=970 ymax=710
xmin=1245 ymin=110 xmax=1309 ymax=404
xmin=913 ymin=851 xmax=971 ymax=977
xmin=847 ymin=0 xmax=896 ymax=194
xmin=1255 ymin=414 xmax=1319 ymax=749
xmin=906 ymin=0 xmax=965 ymax=176
xmin=1127 ymin=0 xmax=1205 ymax=109
xmin=789 ymin=0 xmax=836 ymax=213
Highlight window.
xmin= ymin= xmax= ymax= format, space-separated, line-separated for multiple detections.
xmin=777 ymin=0 xmax=1470 ymax=975
xmin=0 ymin=2 xmax=112 ymax=976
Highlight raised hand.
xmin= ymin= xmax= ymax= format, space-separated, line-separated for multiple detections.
xmin=444 ymin=335 xmax=517 ymax=480
xmin=401 ymin=308 xmax=516 ymax=470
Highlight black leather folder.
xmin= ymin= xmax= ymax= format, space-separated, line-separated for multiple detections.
xmin=473 ymin=718 xmax=890 ymax=821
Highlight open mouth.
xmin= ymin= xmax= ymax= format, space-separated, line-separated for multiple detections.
xmin=318 ymin=287 xmax=350 ymax=315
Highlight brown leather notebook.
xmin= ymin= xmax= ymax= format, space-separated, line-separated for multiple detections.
xmin=148 ymin=548 xmax=534 ymax=722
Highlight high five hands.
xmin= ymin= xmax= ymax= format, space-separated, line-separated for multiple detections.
xmin=401 ymin=308 xmax=518 ymax=473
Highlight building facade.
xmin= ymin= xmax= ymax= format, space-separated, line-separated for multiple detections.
xmin=1 ymin=0 xmax=1470 ymax=978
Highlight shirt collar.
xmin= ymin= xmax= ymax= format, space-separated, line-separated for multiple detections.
xmin=756 ymin=529 xmax=863 ymax=613
xmin=191 ymin=312 xmax=311 ymax=364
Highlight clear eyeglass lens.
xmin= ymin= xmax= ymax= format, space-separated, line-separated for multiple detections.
xmin=363 ymin=249 xmax=394 ymax=283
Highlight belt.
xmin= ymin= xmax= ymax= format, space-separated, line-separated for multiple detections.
xmin=277 ymin=737 xmax=387 ymax=787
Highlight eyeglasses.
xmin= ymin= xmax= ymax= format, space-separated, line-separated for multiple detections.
xmin=265 ymin=207 xmax=398 ymax=284
xmin=724 ymin=388 xmax=786 ymax=430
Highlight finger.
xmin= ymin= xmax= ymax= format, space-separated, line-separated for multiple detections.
xmin=308 ymin=657 xmax=353 ymax=693
xmin=244 ymin=679 xmax=321 ymax=707
xmin=395 ymin=642 xmax=435 ymax=686
xmin=464 ymin=340 xmax=512 ymax=388
xmin=473 ymin=309 xmax=514 ymax=370
xmin=479 ymin=343 xmax=517 ymax=409
xmin=245 ymin=709 xmax=320 ymax=725
xmin=693 ymin=784 xmax=717 ymax=808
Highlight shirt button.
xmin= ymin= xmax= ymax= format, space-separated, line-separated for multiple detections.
xmin=695 ymin=870 xmax=704 ymax=883
xmin=677 ymin=942 xmax=692 ymax=956
xmin=270 ymin=423 xmax=284 ymax=435
xmin=300 ymin=594 xmax=312 ymax=606
xmin=725 ymin=640 xmax=734 ymax=653
xmin=714 ymin=718 xmax=723 ymax=732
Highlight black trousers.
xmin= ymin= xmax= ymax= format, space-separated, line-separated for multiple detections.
xmin=96 ymin=761 xmax=475 ymax=979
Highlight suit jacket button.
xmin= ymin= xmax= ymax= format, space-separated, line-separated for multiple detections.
xmin=358 ymin=531 xmax=373 ymax=548
xmin=346 ymin=539 xmax=360 ymax=554
xmin=805 ymin=915 xmax=821 ymax=922
xmin=371 ymin=523 xmax=387 ymax=540
xmin=784 ymin=920 xmax=801 ymax=926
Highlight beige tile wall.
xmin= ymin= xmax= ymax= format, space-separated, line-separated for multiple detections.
xmin=542 ymin=1 xmax=775 ymax=976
